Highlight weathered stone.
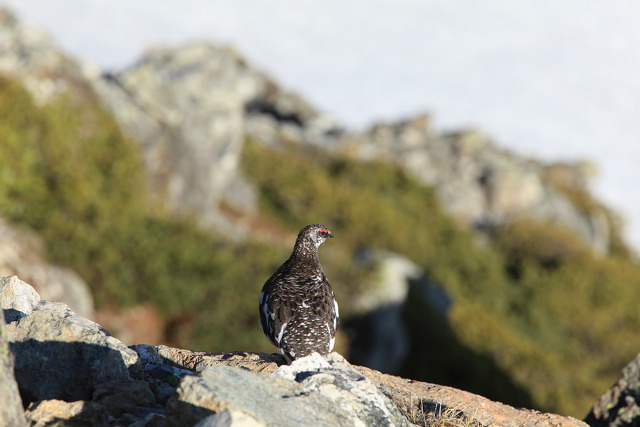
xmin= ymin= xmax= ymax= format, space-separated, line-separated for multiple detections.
xmin=0 ymin=8 xmax=85 ymax=105
xmin=348 ymin=251 xmax=415 ymax=373
xmin=357 ymin=364 xmax=587 ymax=427
xmin=165 ymin=363 xmax=353 ymax=426
xmin=0 ymin=316 xmax=27 ymax=427
xmin=91 ymin=43 xmax=254 ymax=236
xmin=1 ymin=275 xmax=40 ymax=322
xmin=25 ymin=399 xmax=108 ymax=427
xmin=274 ymin=352 xmax=413 ymax=426
xmin=585 ymin=352 xmax=640 ymax=426
xmin=153 ymin=344 xmax=285 ymax=373
xmin=348 ymin=251 xmax=452 ymax=375
xmin=194 ymin=409 xmax=265 ymax=427
xmin=337 ymin=122 xmax=613 ymax=254
xmin=4 ymin=282 xmax=139 ymax=403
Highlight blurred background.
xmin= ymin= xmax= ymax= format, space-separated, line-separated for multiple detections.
xmin=1 ymin=0 xmax=639 ymax=419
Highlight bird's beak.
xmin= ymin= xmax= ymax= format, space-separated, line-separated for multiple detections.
xmin=328 ymin=232 xmax=334 ymax=238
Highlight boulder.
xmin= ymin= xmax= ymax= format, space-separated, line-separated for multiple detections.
xmin=89 ymin=41 xmax=340 ymax=238
xmin=1 ymin=275 xmax=40 ymax=322
xmin=585 ymin=352 xmax=640 ymax=426
xmin=165 ymin=362 xmax=354 ymax=427
xmin=1 ymin=276 xmax=138 ymax=403
xmin=274 ymin=352 xmax=412 ymax=426
xmin=91 ymin=43 xmax=247 ymax=232
xmin=348 ymin=250 xmax=451 ymax=374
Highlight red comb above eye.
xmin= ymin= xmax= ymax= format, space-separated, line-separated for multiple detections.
xmin=320 ymin=229 xmax=328 ymax=233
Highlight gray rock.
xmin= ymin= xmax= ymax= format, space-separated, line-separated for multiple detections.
xmin=91 ymin=43 xmax=256 ymax=236
xmin=585 ymin=352 xmax=640 ymax=426
xmin=0 ymin=315 xmax=27 ymax=427
xmin=348 ymin=251 xmax=451 ymax=374
xmin=0 ymin=8 xmax=85 ymax=105
xmin=1 ymin=275 xmax=40 ymax=322
xmin=165 ymin=362 xmax=354 ymax=426
xmin=90 ymin=41 xmax=341 ymax=239
xmin=4 ymin=280 xmax=139 ymax=403
xmin=337 ymin=120 xmax=613 ymax=254
xmin=195 ymin=409 xmax=265 ymax=427
xmin=274 ymin=353 xmax=414 ymax=426
xmin=348 ymin=251 xmax=413 ymax=373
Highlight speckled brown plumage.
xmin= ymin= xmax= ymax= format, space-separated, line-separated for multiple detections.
xmin=259 ymin=224 xmax=338 ymax=363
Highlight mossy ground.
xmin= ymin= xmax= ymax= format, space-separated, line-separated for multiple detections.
xmin=2 ymin=75 xmax=639 ymax=417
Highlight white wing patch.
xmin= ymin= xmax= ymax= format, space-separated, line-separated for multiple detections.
xmin=276 ymin=321 xmax=288 ymax=345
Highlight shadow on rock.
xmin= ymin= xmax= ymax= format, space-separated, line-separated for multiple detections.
xmin=10 ymin=340 xmax=134 ymax=405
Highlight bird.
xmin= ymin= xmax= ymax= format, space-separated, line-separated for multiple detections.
xmin=259 ymin=223 xmax=339 ymax=363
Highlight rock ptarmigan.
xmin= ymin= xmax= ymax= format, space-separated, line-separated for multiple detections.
xmin=259 ymin=223 xmax=338 ymax=363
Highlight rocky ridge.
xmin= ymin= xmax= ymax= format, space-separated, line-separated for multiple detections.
xmin=1 ymin=275 xmax=590 ymax=426
xmin=0 ymin=7 xmax=617 ymax=251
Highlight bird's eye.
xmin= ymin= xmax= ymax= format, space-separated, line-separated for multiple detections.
xmin=319 ymin=229 xmax=328 ymax=236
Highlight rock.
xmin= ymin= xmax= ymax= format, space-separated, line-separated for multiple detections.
xmin=0 ymin=315 xmax=27 ymax=427
xmin=165 ymin=362 xmax=354 ymax=427
xmin=337 ymin=121 xmax=613 ymax=254
xmin=585 ymin=352 xmax=640 ymax=426
xmin=0 ymin=8 xmax=87 ymax=105
xmin=90 ymin=41 xmax=340 ymax=239
xmin=0 ymin=218 xmax=95 ymax=319
xmin=91 ymin=380 xmax=156 ymax=418
xmin=2 ymin=278 xmax=139 ymax=403
xmin=25 ymin=400 xmax=108 ymax=427
xmin=195 ymin=409 xmax=265 ymax=427
xmin=274 ymin=352 xmax=413 ymax=426
xmin=348 ymin=251 xmax=451 ymax=374
xmin=1 ymin=275 xmax=40 ymax=322
xmin=150 ymin=344 xmax=286 ymax=373
xmin=348 ymin=250 xmax=413 ymax=373
xmin=357 ymin=364 xmax=587 ymax=427
xmin=91 ymin=43 xmax=247 ymax=233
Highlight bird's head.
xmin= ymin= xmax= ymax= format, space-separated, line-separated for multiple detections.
xmin=296 ymin=223 xmax=334 ymax=252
